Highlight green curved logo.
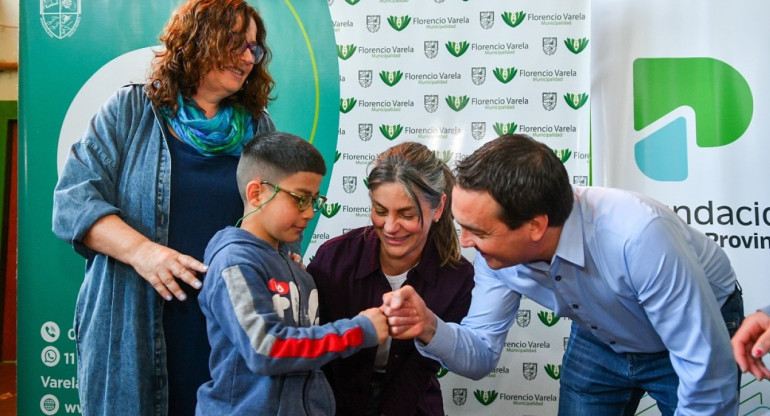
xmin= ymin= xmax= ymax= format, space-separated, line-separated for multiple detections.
xmin=337 ymin=44 xmax=356 ymax=60
xmin=633 ymin=58 xmax=753 ymax=181
xmin=565 ymin=37 xmax=589 ymax=54
xmin=388 ymin=15 xmax=411 ymax=31
xmin=445 ymin=95 xmax=470 ymax=112
xmin=494 ymin=122 xmax=518 ymax=136
xmin=545 ymin=364 xmax=562 ymax=380
xmin=473 ymin=390 xmax=498 ymax=406
xmin=564 ymin=92 xmax=588 ymax=110
xmin=537 ymin=311 xmax=560 ymax=327
xmin=445 ymin=41 xmax=470 ymax=57
xmin=502 ymin=11 xmax=526 ymax=28
xmin=379 ymin=124 xmax=403 ymax=140
xmin=493 ymin=67 xmax=517 ymax=84
xmin=379 ymin=70 xmax=403 ymax=86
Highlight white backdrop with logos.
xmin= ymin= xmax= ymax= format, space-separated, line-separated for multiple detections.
xmin=307 ymin=1 xmax=590 ymax=415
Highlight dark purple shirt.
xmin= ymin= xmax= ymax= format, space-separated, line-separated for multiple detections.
xmin=307 ymin=226 xmax=475 ymax=416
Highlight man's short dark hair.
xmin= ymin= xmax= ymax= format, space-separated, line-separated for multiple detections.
xmin=454 ymin=134 xmax=573 ymax=229
xmin=236 ymin=131 xmax=326 ymax=202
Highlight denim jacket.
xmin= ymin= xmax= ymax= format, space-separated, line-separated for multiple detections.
xmin=52 ymin=84 xmax=275 ymax=415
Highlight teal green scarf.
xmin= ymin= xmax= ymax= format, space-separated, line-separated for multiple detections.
xmin=164 ymin=95 xmax=254 ymax=156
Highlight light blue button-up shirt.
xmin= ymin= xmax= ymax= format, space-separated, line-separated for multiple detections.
xmin=419 ymin=186 xmax=738 ymax=415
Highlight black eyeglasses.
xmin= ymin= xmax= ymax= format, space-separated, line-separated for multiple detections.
xmin=261 ymin=181 xmax=327 ymax=212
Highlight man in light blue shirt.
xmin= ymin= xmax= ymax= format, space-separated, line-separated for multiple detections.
xmin=382 ymin=134 xmax=743 ymax=416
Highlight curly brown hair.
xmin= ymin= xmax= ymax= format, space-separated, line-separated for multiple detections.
xmin=145 ymin=0 xmax=274 ymax=118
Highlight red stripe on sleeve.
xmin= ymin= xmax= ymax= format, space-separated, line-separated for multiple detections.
xmin=269 ymin=327 xmax=365 ymax=359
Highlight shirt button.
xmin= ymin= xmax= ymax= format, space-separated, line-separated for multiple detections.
xmin=555 ymin=275 xmax=562 ymax=281
xmin=591 ymin=325 xmax=598 ymax=330
xmin=572 ymin=304 xmax=579 ymax=309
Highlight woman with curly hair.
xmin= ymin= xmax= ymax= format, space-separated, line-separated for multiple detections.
xmin=52 ymin=0 xmax=275 ymax=414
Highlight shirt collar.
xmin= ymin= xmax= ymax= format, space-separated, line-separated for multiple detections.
xmin=551 ymin=195 xmax=585 ymax=268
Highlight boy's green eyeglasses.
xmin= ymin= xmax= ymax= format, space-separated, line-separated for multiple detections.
xmin=261 ymin=181 xmax=327 ymax=212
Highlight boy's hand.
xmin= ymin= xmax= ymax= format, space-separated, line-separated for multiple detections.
xmin=360 ymin=308 xmax=389 ymax=344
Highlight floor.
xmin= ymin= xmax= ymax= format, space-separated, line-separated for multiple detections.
xmin=0 ymin=362 xmax=15 ymax=415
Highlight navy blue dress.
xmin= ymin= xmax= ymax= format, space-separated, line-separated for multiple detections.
xmin=163 ymin=135 xmax=243 ymax=416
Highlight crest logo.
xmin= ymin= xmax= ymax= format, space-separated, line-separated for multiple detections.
xmin=542 ymin=92 xmax=557 ymax=111
xmin=471 ymin=67 xmax=486 ymax=85
xmin=494 ymin=122 xmax=518 ymax=136
xmin=493 ymin=67 xmax=517 ymax=84
xmin=473 ymin=390 xmax=498 ymax=406
xmin=479 ymin=11 xmax=494 ymax=29
xmin=424 ymin=41 xmax=439 ymax=59
xmin=574 ymin=175 xmax=589 ymax=186
xmin=321 ymin=203 xmax=342 ymax=218
xmin=366 ymin=15 xmax=381 ymax=33
xmin=379 ymin=70 xmax=403 ymax=87
xmin=537 ymin=310 xmax=560 ymax=326
xmin=388 ymin=15 xmax=411 ymax=31
xmin=565 ymin=37 xmax=589 ymax=54
xmin=379 ymin=124 xmax=403 ymax=141
xmin=453 ymin=389 xmax=467 ymax=406
xmin=523 ymin=363 xmax=538 ymax=381
xmin=516 ymin=309 xmax=531 ymax=327
xmin=358 ymin=70 xmax=372 ymax=88
xmin=340 ymin=98 xmax=357 ymax=114
xmin=327 ymin=0 xmax=334 ymax=6
xmin=445 ymin=95 xmax=470 ymax=112
xmin=502 ymin=11 xmax=526 ymax=28
xmin=565 ymin=92 xmax=589 ymax=109
xmin=342 ymin=176 xmax=357 ymax=194
xmin=424 ymin=95 xmax=439 ymax=113
xmin=445 ymin=41 xmax=470 ymax=57
xmin=543 ymin=37 xmax=558 ymax=55
xmin=358 ymin=124 xmax=373 ymax=141
xmin=471 ymin=122 xmax=486 ymax=140
xmin=545 ymin=364 xmax=562 ymax=380
xmin=41 ymin=0 xmax=81 ymax=39
xmin=554 ymin=148 xmax=573 ymax=163
xmin=434 ymin=0 xmax=445 ymax=3
xmin=337 ymin=44 xmax=356 ymax=60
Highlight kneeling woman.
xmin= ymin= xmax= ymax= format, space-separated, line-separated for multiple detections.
xmin=308 ymin=142 xmax=475 ymax=416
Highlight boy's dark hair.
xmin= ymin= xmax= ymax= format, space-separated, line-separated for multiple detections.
xmin=454 ymin=134 xmax=573 ymax=229
xmin=236 ymin=131 xmax=326 ymax=202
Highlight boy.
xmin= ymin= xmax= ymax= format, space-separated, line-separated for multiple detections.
xmin=196 ymin=131 xmax=388 ymax=415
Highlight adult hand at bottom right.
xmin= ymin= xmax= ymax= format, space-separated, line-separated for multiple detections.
xmin=732 ymin=309 xmax=770 ymax=380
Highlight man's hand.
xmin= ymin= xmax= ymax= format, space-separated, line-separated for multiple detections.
xmin=381 ymin=285 xmax=437 ymax=343
xmin=360 ymin=308 xmax=389 ymax=344
xmin=732 ymin=309 xmax=770 ymax=380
